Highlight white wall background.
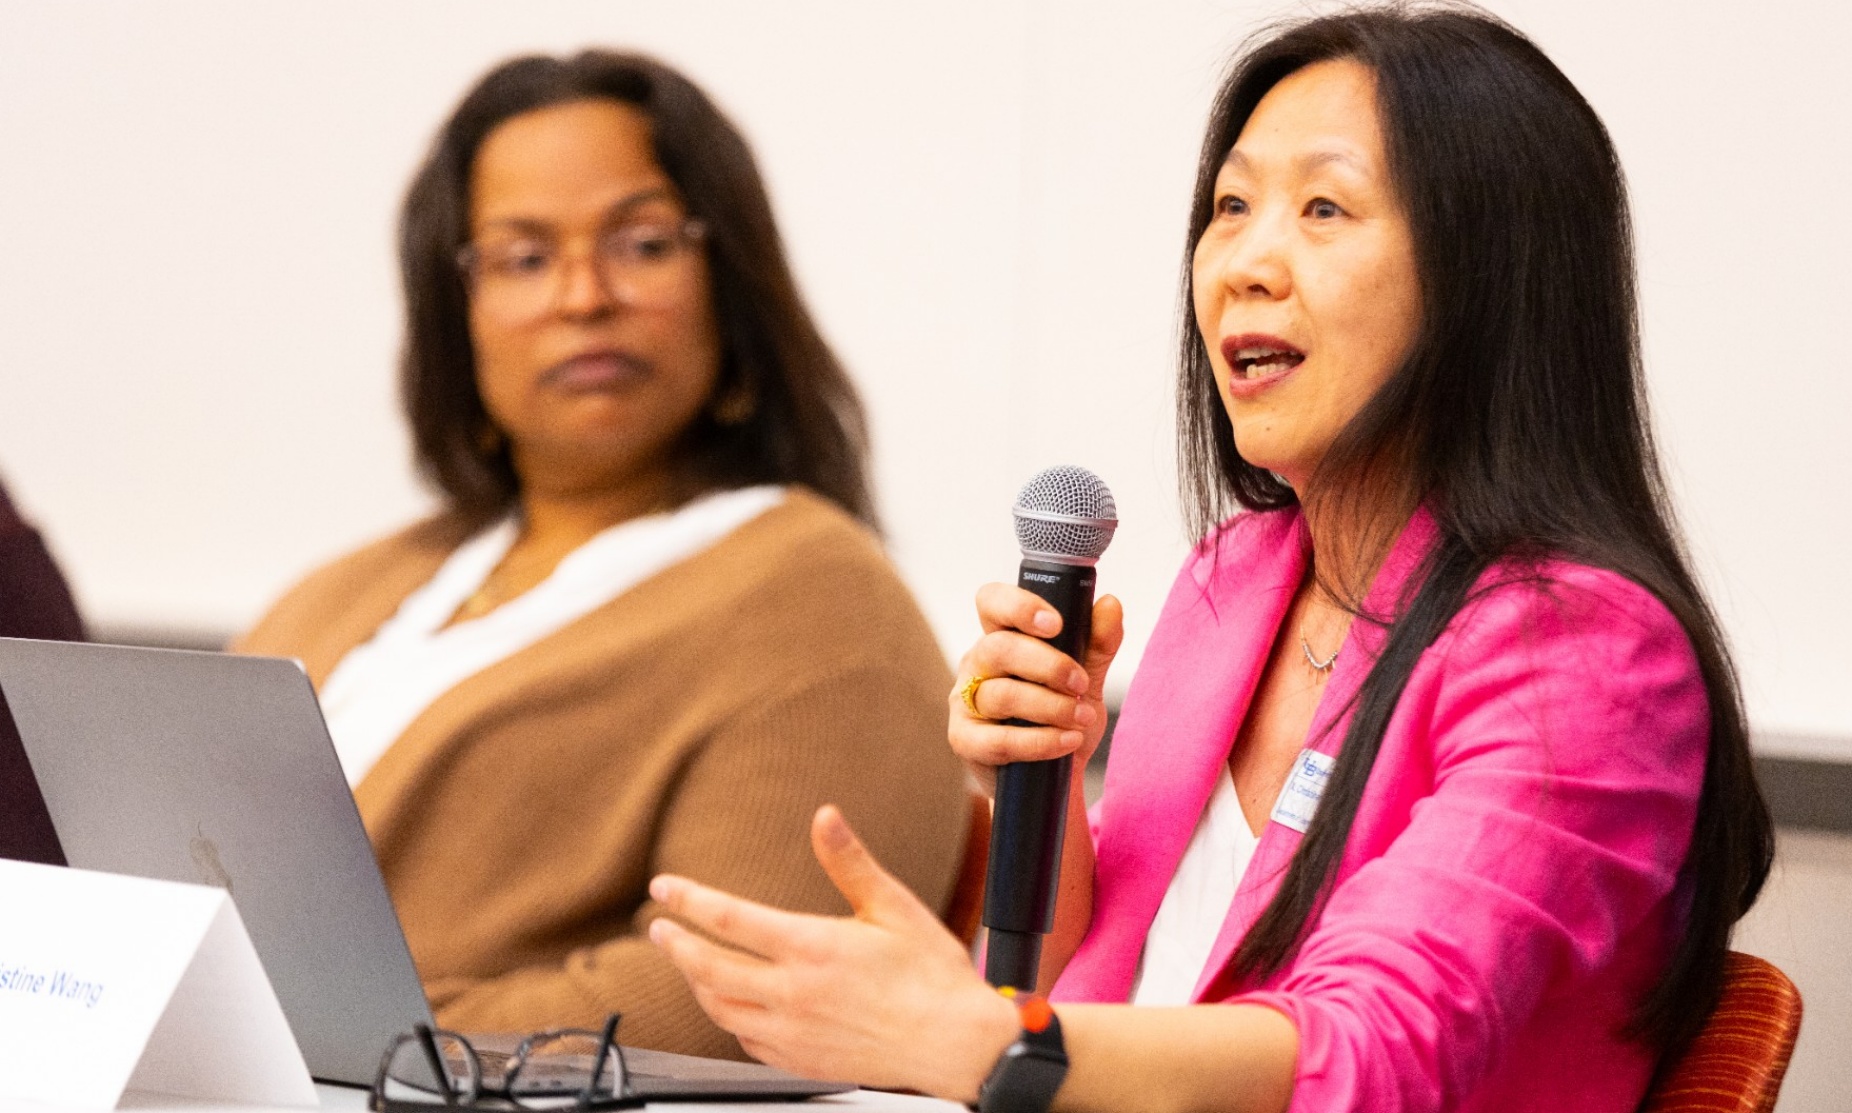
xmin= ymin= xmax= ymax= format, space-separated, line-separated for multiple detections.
xmin=0 ymin=0 xmax=1847 ymax=757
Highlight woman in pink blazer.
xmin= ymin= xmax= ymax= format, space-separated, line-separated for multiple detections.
xmin=647 ymin=8 xmax=1775 ymax=1112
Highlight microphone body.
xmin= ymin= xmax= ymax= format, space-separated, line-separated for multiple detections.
xmin=981 ymin=466 xmax=1117 ymax=992
xmin=983 ymin=559 xmax=1095 ymax=990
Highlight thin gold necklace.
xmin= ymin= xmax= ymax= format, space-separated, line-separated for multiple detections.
xmin=1300 ymin=628 xmax=1339 ymax=673
xmin=454 ymin=534 xmax=575 ymax=621
xmin=454 ymin=492 xmax=682 ymax=622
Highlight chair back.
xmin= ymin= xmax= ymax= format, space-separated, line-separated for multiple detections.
xmin=1639 ymin=951 xmax=1802 ymax=1113
xmin=944 ymin=792 xmax=991 ymax=948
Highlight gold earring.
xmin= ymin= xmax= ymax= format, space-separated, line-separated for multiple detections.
xmin=712 ymin=382 xmax=756 ymax=426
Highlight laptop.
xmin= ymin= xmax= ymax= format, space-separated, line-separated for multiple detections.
xmin=0 ymin=637 xmax=851 ymax=1101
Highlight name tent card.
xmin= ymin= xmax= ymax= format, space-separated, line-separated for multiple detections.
xmin=0 ymin=858 xmax=316 ymax=1109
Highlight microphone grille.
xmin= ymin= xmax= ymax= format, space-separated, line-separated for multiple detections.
xmin=1013 ymin=465 xmax=1118 ymax=565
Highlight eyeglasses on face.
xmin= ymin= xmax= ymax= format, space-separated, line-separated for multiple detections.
xmin=370 ymin=1013 xmax=639 ymax=1112
xmin=455 ymin=218 xmax=708 ymax=319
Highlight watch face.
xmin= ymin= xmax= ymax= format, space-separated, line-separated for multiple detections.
xmin=983 ymin=1047 xmax=1068 ymax=1113
xmin=1014 ymin=1054 xmax=1067 ymax=1094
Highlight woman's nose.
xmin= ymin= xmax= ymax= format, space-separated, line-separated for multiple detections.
xmin=553 ymin=250 xmax=619 ymax=318
xmin=1214 ymin=216 xmax=1293 ymax=301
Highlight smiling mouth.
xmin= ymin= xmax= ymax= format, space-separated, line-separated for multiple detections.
xmin=1229 ymin=345 xmax=1305 ymax=379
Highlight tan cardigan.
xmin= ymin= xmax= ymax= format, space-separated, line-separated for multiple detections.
xmin=237 ymin=489 xmax=967 ymax=1059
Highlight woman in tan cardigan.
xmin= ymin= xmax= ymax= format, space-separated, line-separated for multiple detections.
xmin=237 ymin=51 xmax=967 ymax=1060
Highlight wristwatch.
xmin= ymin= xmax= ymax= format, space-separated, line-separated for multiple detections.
xmin=974 ymin=989 xmax=1068 ymax=1113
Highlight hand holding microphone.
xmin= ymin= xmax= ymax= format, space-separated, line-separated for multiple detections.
xmin=950 ymin=466 xmax=1123 ymax=991
xmin=952 ymin=583 xmax=1122 ymax=793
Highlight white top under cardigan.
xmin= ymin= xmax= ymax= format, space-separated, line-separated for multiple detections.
xmin=318 ymin=485 xmax=784 ymax=787
xmin=1127 ymin=769 xmax=1269 ymax=1005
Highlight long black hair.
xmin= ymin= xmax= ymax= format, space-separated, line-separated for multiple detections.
xmin=1177 ymin=4 xmax=1773 ymax=1060
xmin=399 ymin=50 xmax=877 ymax=529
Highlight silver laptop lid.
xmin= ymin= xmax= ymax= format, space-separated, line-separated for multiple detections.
xmin=0 ymin=638 xmax=434 ymax=1086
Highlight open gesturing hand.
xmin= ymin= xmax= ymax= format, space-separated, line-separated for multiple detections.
xmin=649 ymin=805 xmax=1018 ymax=1103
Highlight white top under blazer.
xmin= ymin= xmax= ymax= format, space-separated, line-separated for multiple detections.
xmin=318 ymin=485 xmax=784 ymax=787
xmin=1128 ymin=768 xmax=1267 ymax=1005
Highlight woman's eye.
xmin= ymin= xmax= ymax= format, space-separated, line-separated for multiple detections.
xmin=1306 ymin=198 xmax=1344 ymax=220
xmin=488 ymin=244 xmax=552 ymax=277
xmin=610 ymin=227 xmax=678 ymax=263
xmin=1213 ymin=194 xmax=1248 ymax=218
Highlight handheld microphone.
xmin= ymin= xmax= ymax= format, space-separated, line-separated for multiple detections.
xmin=982 ymin=465 xmax=1117 ymax=991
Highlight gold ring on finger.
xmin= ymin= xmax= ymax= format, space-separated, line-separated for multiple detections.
xmin=959 ymin=674 xmax=992 ymax=720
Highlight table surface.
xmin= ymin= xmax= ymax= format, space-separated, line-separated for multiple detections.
xmin=0 ymin=1082 xmax=964 ymax=1113
xmin=183 ymin=1082 xmax=959 ymax=1112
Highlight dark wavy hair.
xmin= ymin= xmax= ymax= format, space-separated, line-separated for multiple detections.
xmin=399 ymin=50 xmax=877 ymax=529
xmin=1177 ymin=4 xmax=1773 ymax=1062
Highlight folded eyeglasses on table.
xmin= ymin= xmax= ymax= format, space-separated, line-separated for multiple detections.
xmin=372 ymin=1014 xmax=640 ymax=1112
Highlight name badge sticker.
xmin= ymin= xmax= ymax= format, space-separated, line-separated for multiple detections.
xmin=1270 ymin=748 xmax=1336 ymax=834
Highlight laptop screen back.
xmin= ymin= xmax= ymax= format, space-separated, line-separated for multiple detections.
xmin=0 ymin=638 xmax=434 ymax=1086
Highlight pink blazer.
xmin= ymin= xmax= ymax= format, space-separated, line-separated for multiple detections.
xmin=1052 ymin=508 xmax=1707 ymax=1113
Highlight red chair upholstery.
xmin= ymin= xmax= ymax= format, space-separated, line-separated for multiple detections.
xmin=1639 ymin=952 xmax=1803 ymax=1113
xmin=944 ymin=792 xmax=992 ymax=948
